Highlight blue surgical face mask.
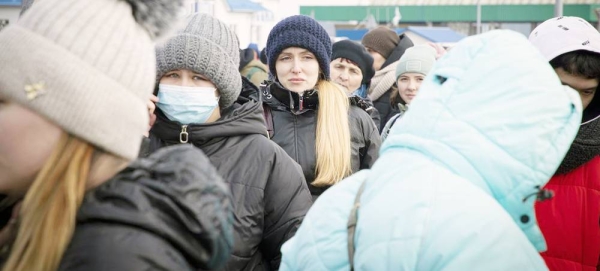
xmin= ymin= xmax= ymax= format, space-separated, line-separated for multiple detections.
xmin=156 ymin=84 xmax=220 ymax=125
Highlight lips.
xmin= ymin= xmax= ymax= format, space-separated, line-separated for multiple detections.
xmin=289 ymin=78 xmax=305 ymax=83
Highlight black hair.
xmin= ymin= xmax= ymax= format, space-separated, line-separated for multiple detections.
xmin=551 ymin=50 xmax=600 ymax=123
xmin=549 ymin=50 xmax=600 ymax=79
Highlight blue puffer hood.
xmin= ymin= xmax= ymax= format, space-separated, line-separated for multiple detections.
xmin=382 ymin=30 xmax=582 ymax=251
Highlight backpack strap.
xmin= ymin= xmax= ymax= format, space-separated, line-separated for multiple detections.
xmin=347 ymin=180 xmax=368 ymax=271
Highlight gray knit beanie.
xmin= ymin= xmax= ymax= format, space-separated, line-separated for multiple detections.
xmin=395 ymin=45 xmax=437 ymax=79
xmin=362 ymin=26 xmax=400 ymax=59
xmin=0 ymin=0 xmax=184 ymax=160
xmin=156 ymin=13 xmax=242 ymax=109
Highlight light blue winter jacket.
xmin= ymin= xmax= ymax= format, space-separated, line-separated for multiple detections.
xmin=280 ymin=30 xmax=582 ymax=271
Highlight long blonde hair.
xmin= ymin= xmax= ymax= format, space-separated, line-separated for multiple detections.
xmin=312 ymin=80 xmax=353 ymax=187
xmin=3 ymin=133 xmax=128 ymax=271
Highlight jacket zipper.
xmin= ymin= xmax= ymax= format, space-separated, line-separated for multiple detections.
xmin=180 ymin=125 xmax=189 ymax=143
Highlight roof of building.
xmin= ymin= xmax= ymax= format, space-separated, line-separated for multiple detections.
xmin=407 ymin=26 xmax=466 ymax=42
xmin=226 ymin=0 xmax=267 ymax=12
xmin=0 ymin=0 xmax=21 ymax=6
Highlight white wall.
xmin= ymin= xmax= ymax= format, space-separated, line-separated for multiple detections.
xmin=0 ymin=6 xmax=20 ymax=28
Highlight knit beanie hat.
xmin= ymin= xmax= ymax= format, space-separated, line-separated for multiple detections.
xmin=260 ymin=48 xmax=268 ymax=65
xmin=0 ymin=0 xmax=183 ymax=161
xmin=529 ymin=16 xmax=600 ymax=62
xmin=332 ymin=40 xmax=375 ymax=85
xmin=395 ymin=45 xmax=437 ymax=79
xmin=266 ymin=15 xmax=332 ymax=79
xmin=156 ymin=13 xmax=241 ymax=108
xmin=362 ymin=26 xmax=400 ymax=59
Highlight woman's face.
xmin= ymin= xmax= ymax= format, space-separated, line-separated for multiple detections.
xmin=0 ymin=99 xmax=62 ymax=196
xmin=330 ymin=58 xmax=363 ymax=93
xmin=397 ymin=73 xmax=425 ymax=104
xmin=275 ymin=47 xmax=320 ymax=93
xmin=159 ymin=69 xmax=221 ymax=123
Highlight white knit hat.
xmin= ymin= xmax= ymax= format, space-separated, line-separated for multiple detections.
xmin=0 ymin=0 xmax=183 ymax=160
xmin=529 ymin=16 xmax=600 ymax=61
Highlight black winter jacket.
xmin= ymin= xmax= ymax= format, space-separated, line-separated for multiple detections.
xmin=262 ymin=82 xmax=381 ymax=199
xmin=59 ymin=145 xmax=234 ymax=271
xmin=148 ymin=78 xmax=312 ymax=271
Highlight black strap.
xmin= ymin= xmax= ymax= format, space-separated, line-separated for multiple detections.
xmin=347 ymin=180 xmax=367 ymax=271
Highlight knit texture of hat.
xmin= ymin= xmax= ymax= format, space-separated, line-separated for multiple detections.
xmin=156 ymin=13 xmax=241 ymax=108
xmin=0 ymin=0 xmax=183 ymax=160
xmin=332 ymin=40 xmax=375 ymax=85
xmin=395 ymin=45 xmax=437 ymax=79
xmin=529 ymin=16 xmax=600 ymax=61
xmin=362 ymin=26 xmax=400 ymax=59
xmin=266 ymin=15 xmax=332 ymax=79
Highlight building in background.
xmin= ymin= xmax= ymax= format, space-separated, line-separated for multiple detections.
xmin=0 ymin=0 xmax=20 ymax=31
xmin=301 ymin=0 xmax=600 ymax=40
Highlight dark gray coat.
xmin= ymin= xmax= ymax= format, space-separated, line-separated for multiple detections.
xmin=148 ymin=78 xmax=312 ymax=271
xmin=59 ymin=145 xmax=234 ymax=271
xmin=262 ymin=82 xmax=381 ymax=199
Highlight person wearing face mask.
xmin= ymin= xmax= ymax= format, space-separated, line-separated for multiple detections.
xmin=330 ymin=39 xmax=380 ymax=129
xmin=262 ymin=15 xmax=381 ymax=201
xmin=381 ymin=45 xmax=437 ymax=141
xmin=147 ymin=13 xmax=312 ymax=271
xmin=0 ymin=0 xmax=235 ymax=271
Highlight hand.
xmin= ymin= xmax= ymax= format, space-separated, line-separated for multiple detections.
xmin=145 ymin=94 xmax=158 ymax=137
xmin=427 ymin=42 xmax=447 ymax=60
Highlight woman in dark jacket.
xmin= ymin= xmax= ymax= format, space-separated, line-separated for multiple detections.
xmin=262 ymin=15 xmax=381 ymax=200
xmin=0 ymin=0 xmax=233 ymax=270
xmin=362 ymin=26 xmax=414 ymax=131
xmin=147 ymin=13 xmax=312 ymax=271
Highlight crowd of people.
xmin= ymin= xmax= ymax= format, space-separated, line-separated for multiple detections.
xmin=0 ymin=0 xmax=598 ymax=270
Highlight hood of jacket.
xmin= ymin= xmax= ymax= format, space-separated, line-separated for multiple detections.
xmin=151 ymin=77 xmax=268 ymax=146
xmin=380 ymin=34 xmax=414 ymax=70
xmin=76 ymin=145 xmax=234 ymax=269
xmin=381 ymin=30 xmax=582 ymax=251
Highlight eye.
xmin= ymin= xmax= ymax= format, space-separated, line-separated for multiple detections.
xmin=580 ymin=89 xmax=596 ymax=96
xmin=192 ymin=75 xmax=207 ymax=81
xmin=351 ymin=69 xmax=359 ymax=75
xmin=165 ymin=72 xmax=179 ymax=79
xmin=302 ymin=55 xmax=314 ymax=60
xmin=417 ymin=77 xmax=424 ymax=82
xmin=400 ymin=78 xmax=408 ymax=82
xmin=278 ymin=56 xmax=291 ymax=61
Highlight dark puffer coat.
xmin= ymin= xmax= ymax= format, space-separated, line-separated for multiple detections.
xmin=59 ymin=145 xmax=234 ymax=271
xmin=262 ymin=82 xmax=381 ymax=200
xmin=148 ymin=78 xmax=312 ymax=271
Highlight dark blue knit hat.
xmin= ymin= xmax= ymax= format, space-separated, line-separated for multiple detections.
xmin=266 ymin=15 xmax=332 ymax=79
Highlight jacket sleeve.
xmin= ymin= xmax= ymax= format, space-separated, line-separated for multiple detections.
xmin=259 ymin=145 xmax=312 ymax=270
xmin=360 ymin=116 xmax=382 ymax=170
xmin=59 ymin=224 xmax=196 ymax=271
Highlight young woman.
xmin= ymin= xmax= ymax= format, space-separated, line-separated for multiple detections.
xmin=361 ymin=26 xmax=414 ymax=131
xmin=147 ymin=13 xmax=312 ymax=271
xmin=262 ymin=15 xmax=381 ymax=200
xmin=0 ymin=0 xmax=234 ymax=271
xmin=381 ymin=44 xmax=438 ymax=141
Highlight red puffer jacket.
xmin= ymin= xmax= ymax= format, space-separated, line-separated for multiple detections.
xmin=536 ymin=155 xmax=600 ymax=271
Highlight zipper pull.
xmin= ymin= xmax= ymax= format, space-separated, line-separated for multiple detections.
xmin=180 ymin=125 xmax=189 ymax=143
xmin=299 ymin=94 xmax=304 ymax=111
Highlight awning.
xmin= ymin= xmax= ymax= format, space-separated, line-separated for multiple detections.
xmin=226 ymin=0 xmax=267 ymax=13
xmin=0 ymin=0 xmax=21 ymax=6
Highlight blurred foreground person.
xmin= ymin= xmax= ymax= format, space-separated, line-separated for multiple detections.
xmin=280 ymin=30 xmax=582 ymax=271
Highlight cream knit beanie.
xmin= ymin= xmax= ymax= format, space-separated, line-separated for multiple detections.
xmin=0 ymin=0 xmax=183 ymax=160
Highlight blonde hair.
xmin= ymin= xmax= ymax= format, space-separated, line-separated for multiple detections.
xmin=3 ymin=133 xmax=128 ymax=271
xmin=312 ymin=80 xmax=352 ymax=187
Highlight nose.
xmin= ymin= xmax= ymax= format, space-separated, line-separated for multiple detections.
xmin=291 ymin=59 xmax=302 ymax=74
xmin=407 ymin=80 xmax=418 ymax=91
xmin=339 ymin=70 xmax=349 ymax=81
